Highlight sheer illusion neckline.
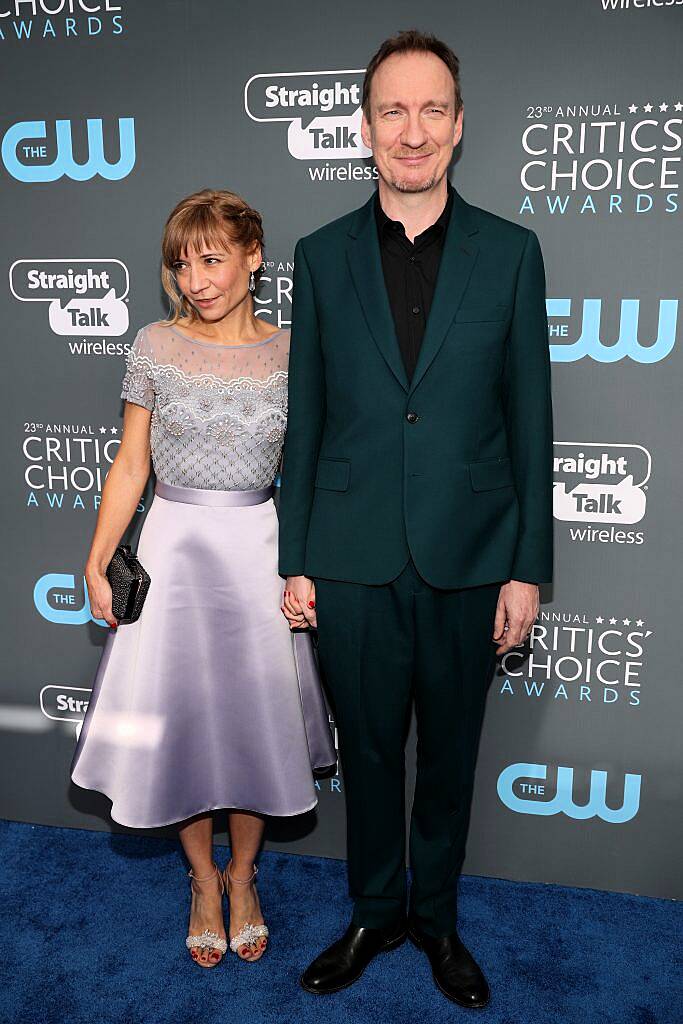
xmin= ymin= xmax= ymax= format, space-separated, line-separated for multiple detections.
xmin=168 ymin=324 xmax=287 ymax=349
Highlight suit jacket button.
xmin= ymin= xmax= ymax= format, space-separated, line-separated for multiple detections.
xmin=406 ymin=411 xmax=419 ymax=424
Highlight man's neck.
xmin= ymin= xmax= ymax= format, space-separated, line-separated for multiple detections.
xmin=377 ymin=176 xmax=450 ymax=243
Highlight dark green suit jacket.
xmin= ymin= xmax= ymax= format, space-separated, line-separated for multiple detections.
xmin=278 ymin=189 xmax=553 ymax=588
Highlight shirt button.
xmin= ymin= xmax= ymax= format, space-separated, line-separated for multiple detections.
xmin=406 ymin=411 xmax=419 ymax=424
xmin=409 ymin=256 xmax=416 ymax=263
xmin=412 ymin=305 xmax=421 ymax=315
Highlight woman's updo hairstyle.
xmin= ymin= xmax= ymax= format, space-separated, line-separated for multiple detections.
xmin=161 ymin=188 xmax=264 ymax=323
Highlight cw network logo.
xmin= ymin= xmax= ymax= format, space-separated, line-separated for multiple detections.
xmin=497 ymin=762 xmax=641 ymax=823
xmin=10 ymin=259 xmax=129 ymax=337
xmin=2 ymin=118 xmax=135 ymax=182
xmin=547 ymin=297 xmax=678 ymax=363
xmin=34 ymin=573 xmax=106 ymax=626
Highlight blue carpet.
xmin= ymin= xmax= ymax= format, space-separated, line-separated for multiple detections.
xmin=0 ymin=820 xmax=680 ymax=1024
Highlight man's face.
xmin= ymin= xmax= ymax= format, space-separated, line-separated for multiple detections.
xmin=361 ymin=51 xmax=462 ymax=194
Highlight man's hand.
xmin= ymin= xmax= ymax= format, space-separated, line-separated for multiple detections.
xmin=282 ymin=575 xmax=317 ymax=630
xmin=493 ymin=580 xmax=539 ymax=655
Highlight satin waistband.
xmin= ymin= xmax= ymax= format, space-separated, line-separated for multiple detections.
xmin=155 ymin=481 xmax=275 ymax=507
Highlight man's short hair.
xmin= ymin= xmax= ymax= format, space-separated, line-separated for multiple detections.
xmin=362 ymin=29 xmax=462 ymax=119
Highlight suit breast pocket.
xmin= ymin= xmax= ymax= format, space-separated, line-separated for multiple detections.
xmin=315 ymin=458 xmax=350 ymax=492
xmin=455 ymin=303 xmax=510 ymax=324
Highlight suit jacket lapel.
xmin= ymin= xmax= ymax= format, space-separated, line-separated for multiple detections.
xmin=346 ymin=196 xmax=409 ymax=392
xmin=408 ymin=190 xmax=480 ymax=395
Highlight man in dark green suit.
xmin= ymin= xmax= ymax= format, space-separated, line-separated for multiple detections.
xmin=279 ymin=30 xmax=553 ymax=1008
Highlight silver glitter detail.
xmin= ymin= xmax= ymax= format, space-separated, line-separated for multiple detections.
xmin=229 ymin=923 xmax=269 ymax=952
xmin=186 ymin=928 xmax=228 ymax=954
xmin=120 ymin=323 xmax=290 ymax=490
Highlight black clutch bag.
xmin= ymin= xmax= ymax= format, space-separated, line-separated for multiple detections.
xmin=106 ymin=545 xmax=151 ymax=624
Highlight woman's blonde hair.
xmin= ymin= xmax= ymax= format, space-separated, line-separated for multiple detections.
xmin=160 ymin=188 xmax=264 ymax=324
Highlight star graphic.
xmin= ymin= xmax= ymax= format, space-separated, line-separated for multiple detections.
xmin=595 ymin=616 xmax=604 ymax=624
xmin=659 ymin=102 xmax=668 ymax=112
xmin=636 ymin=619 xmax=644 ymax=627
xmin=643 ymin=103 xmax=653 ymax=113
xmin=609 ymin=617 xmax=617 ymax=625
xmin=99 ymin=426 xmax=107 ymax=434
xmin=110 ymin=427 xmax=118 ymax=435
xmin=675 ymin=102 xmax=683 ymax=112
xmin=628 ymin=104 xmax=637 ymax=114
xmin=622 ymin=618 xmax=631 ymax=626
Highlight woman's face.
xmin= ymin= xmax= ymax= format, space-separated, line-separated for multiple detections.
xmin=171 ymin=239 xmax=260 ymax=322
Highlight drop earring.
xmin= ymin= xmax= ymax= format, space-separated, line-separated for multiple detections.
xmin=249 ymin=271 xmax=256 ymax=293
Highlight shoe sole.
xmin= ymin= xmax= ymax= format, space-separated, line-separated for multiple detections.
xmin=408 ymin=930 xmax=490 ymax=1010
xmin=299 ymin=931 xmax=407 ymax=995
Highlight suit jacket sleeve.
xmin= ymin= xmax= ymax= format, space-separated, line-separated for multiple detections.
xmin=278 ymin=239 xmax=326 ymax=577
xmin=503 ymin=229 xmax=554 ymax=584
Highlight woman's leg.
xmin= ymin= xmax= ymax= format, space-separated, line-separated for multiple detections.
xmin=179 ymin=814 xmax=226 ymax=965
xmin=226 ymin=810 xmax=267 ymax=960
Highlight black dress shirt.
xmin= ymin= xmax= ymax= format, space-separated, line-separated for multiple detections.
xmin=375 ymin=185 xmax=454 ymax=381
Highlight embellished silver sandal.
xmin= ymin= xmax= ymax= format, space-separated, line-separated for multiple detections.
xmin=225 ymin=861 xmax=269 ymax=960
xmin=185 ymin=864 xmax=228 ymax=968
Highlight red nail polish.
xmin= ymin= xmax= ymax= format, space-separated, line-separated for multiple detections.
xmin=308 ymin=601 xmax=315 ymax=608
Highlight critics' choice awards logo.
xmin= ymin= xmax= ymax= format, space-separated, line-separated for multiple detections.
xmin=546 ymin=296 xmax=678 ymax=364
xmin=0 ymin=1 xmax=124 ymax=43
xmin=497 ymin=763 xmax=641 ymax=823
xmin=255 ymin=257 xmax=292 ymax=328
xmin=10 ymin=260 xmax=131 ymax=356
xmin=553 ymin=442 xmax=650 ymax=544
xmin=22 ymin=421 xmax=149 ymax=511
xmin=244 ymin=69 xmax=378 ymax=184
xmin=519 ymin=99 xmax=681 ymax=216
xmin=498 ymin=610 xmax=652 ymax=710
xmin=2 ymin=118 xmax=135 ymax=182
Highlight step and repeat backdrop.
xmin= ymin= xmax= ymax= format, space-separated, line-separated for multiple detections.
xmin=2 ymin=1 xmax=681 ymax=900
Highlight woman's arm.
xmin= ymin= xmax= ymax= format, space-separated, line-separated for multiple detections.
xmin=85 ymin=402 xmax=152 ymax=626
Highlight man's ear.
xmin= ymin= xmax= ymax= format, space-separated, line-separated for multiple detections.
xmin=453 ymin=107 xmax=464 ymax=148
xmin=360 ymin=111 xmax=372 ymax=151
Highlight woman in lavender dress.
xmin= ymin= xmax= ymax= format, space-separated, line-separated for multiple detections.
xmin=71 ymin=189 xmax=335 ymax=968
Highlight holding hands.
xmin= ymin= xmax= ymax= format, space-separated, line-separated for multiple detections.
xmin=282 ymin=575 xmax=317 ymax=630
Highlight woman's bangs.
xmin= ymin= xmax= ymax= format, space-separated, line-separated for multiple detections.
xmin=164 ymin=207 xmax=234 ymax=266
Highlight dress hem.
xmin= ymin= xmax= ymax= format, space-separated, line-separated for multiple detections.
xmin=70 ymin=778 xmax=323 ymax=830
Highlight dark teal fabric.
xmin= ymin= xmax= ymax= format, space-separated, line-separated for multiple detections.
xmin=315 ymin=562 xmax=500 ymax=934
xmin=279 ymin=190 xmax=553 ymax=587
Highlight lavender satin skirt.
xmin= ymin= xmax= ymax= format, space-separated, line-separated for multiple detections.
xmin=71 ymin=482 xmax=335 ymax=828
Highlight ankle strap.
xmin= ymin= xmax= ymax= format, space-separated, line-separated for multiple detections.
xmin=188 ymin=863 xmax=219 ymax=883
xmin=226 ymin=861 xmax=258 ymax=885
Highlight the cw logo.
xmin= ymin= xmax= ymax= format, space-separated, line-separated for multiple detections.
xmin=34 ymin=573 xmax=106 ymax=626
xmin=497 ymin=762 xmax=641 ymax=823
xmin=2 ymin=118 xmax=136 ymax=182
xmin=547 ymin=298 xmax=678 ymax=363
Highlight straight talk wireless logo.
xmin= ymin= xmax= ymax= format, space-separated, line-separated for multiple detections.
xmin=553 ymin=442 xmax=650 ymax=544
xmin=9 ymin=258 xmax=131 ymax=355
xmin=244 ymin=69 xmax=378 ymax=183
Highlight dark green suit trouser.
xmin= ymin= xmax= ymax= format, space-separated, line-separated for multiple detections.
xmin=314 ymin=560 xmax=500 ymax=938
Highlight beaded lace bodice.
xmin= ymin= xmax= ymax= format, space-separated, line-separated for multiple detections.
xmin=121 ymin=321 xmax=289 ymax=490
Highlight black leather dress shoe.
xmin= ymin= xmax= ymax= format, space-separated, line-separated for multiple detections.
xmin=408 ymin=920 xmax=490 ymax=1008
xmin=300 ymin=918 xmax=408 ymax=994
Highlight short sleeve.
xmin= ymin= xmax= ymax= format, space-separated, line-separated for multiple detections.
xmin=121 ymin=326 xmax=155 ymax=411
